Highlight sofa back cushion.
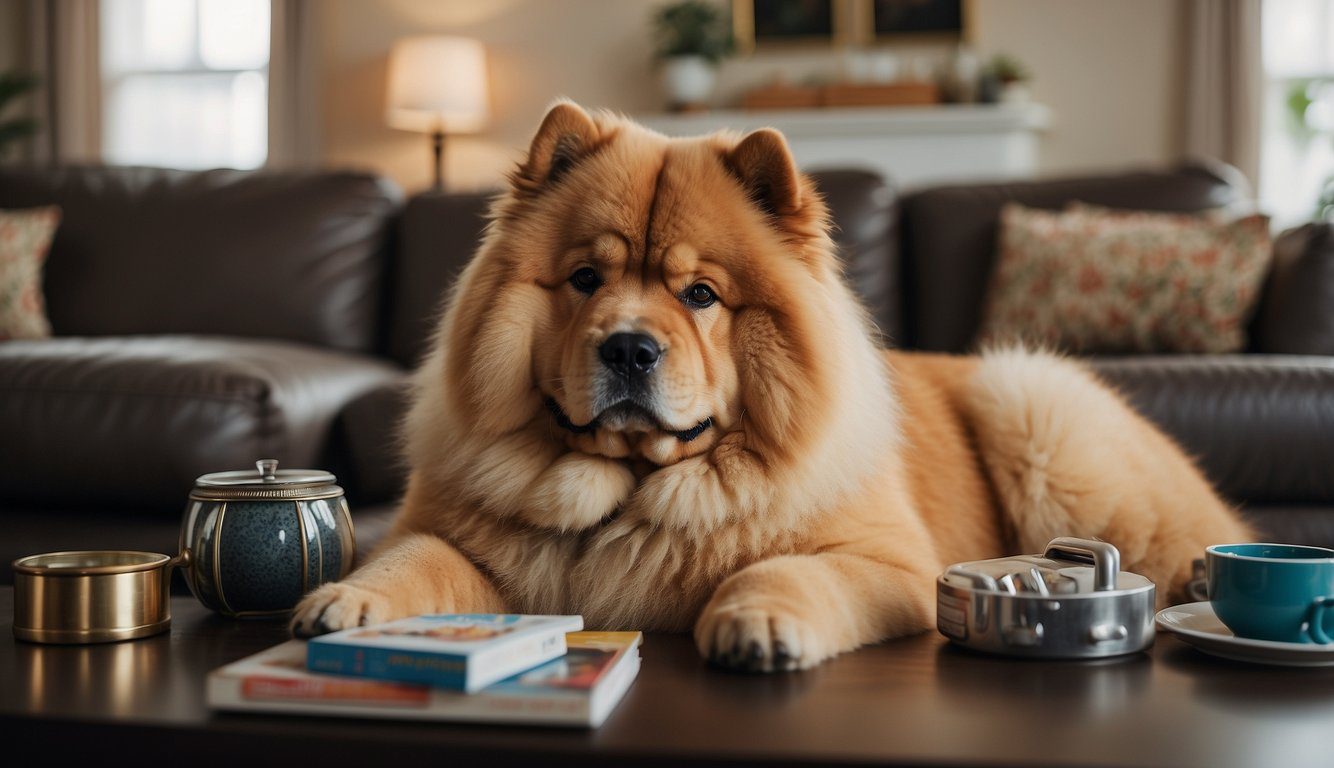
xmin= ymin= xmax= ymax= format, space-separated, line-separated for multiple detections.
xmin=386 ymin=191 xmax=493 ymax=368
xmin=0 ymin=166 xmax=400 ymax=353
xmin=898 ymin=163 xmax=1247 ymax=352
xmin=977 ymin=203 xmax=1273 ymax=354
xmin=384 ymin=169 xmax=901 ymax=369
xmin=1252 ymin=222 xmax=1334 ymax=356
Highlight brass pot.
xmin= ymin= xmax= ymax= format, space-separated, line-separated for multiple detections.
xmin=12 ymin=550 xmax=190 ymax=644
xmin=13 ymin=459 xmax=354 ymax=642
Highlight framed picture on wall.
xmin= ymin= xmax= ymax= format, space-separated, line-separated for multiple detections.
xmin=732 ymin=0 xmax=845 ymax=52
xmin=864 ymin=0 xmax=969 ymax=43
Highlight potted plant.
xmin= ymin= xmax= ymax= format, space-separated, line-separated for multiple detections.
xmin=986 ymin=53 xmax=1032 ymax=104
xmin=0 ymin=72 xmax=39 ymax=159
xmin=653 ymin=1 xmax=734 ymax=111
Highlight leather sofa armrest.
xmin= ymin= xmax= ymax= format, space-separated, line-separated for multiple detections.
xmin=1252 ymin=222 xmax=1334 ymax=355
xmin=0 ymin=337 xmax=403 ymax=510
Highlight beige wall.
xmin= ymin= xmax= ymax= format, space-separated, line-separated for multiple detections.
xmin=971 ymin=0 xmax=1184 ymax=177
xmin=320 ymin=0 xmax=1186 ymax=193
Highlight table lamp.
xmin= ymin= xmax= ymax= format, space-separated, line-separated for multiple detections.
xmin=385 ymin=35 xmax=489 ymax=191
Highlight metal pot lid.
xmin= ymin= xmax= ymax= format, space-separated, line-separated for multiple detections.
xmin=195 ymin=459 xmax=336 ymax=489
xmin=940 ymin=538 xmax=1154 ymax=597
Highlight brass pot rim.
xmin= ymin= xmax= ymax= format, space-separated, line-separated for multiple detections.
xmin=12 ymin=550 xmax=172 ymax=577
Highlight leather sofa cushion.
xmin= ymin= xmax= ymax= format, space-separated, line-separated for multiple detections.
xmin=810 ymin=169 xmax=901 ymax=343
xmin=333 ymin=377 xmax=412 ymax=504
xmin=0 ymin=336 xmax=401 ymax=510
xmin=1253 ymin=222 xmax=1334 ymax=355
xmin=899 ymin=164 xmax=1246 ymax=352
xmin=383 ymin=170 xmax=901 ymax=368
xmin=386 ymin=191 xmax=492 ymax=368
xmin=0 ymin=166 xmax=399 ymax=353
xmin=1090 ymin=355 xmax=1334 ymax=505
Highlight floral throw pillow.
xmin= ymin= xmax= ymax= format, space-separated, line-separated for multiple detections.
xmin=976 ymin=203 xmax=1273 ymax=354
xmin=0 ymin=206 xmax=61 ymax=341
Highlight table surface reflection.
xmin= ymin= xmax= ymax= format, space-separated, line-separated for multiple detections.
xmin=2 ymin=587 xmax=1332 ymax=767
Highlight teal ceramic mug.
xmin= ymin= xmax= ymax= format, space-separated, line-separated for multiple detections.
xmin=1206 ymin=543 xmax=1334 ymax=645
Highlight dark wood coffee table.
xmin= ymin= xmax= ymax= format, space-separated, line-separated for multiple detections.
xmin=1 ymin=587 xmax=1330 ymax=767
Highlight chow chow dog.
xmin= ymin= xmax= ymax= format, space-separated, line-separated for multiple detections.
xmin=292 ymin=102 xmax=1251 ymax=671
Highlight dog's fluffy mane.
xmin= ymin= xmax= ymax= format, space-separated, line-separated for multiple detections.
xmin=399 ymin=104 xmax=900 ymax=627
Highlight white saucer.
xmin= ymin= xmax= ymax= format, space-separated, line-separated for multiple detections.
xmin=1155 ymin=602 xmax=1334 ymax=667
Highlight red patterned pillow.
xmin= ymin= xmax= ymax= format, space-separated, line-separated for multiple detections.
xmin=976 ymin=203 xmax=1272 ymax=353
xmin=0 ymin=206 xmax=60 ymax=341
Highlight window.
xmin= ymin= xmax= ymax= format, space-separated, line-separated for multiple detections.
xmin=101 ymin=0 xmax=270 ymax=170
xmin=1260 ymin=0 xmax=1334 ymax=228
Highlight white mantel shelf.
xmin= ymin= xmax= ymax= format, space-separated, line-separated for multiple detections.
xmin=638 ymin=103 xmax=1051 ymax=189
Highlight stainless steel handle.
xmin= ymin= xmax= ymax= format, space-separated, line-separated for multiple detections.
xmin=1043 ymin=537 xmax=1120 ymax=591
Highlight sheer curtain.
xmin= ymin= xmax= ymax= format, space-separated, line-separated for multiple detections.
xmin=22 ymin=0 xmax=317 ymax=169
xmin=25 ymin=0 xmax=102 ymax=164
xmin=1183 ymin=0 xmax=1264 ymax=187
xmin=267 ymin=0 xmax=322 ymax=168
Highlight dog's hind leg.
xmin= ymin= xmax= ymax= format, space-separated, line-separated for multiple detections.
xmin=962 ymin=347 xmax=1252 ymax=606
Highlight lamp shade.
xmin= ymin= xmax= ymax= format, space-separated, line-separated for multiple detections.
xmin=385 ymin=36 xmax=489 ymax=134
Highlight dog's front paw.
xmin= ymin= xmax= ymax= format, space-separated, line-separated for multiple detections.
xmin=290 ymin=582 xmax=392 ymax=638
xmin=694 ymin=598 xmax=829 ymax=673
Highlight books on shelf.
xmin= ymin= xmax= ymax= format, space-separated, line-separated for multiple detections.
xmin=306 ymin=613 xmax=584 ymax=692
xmin=208 ymin=630 xmax=642 ymax=728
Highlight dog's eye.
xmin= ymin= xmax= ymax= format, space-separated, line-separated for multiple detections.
xmin=569 ymin=267 xmax=602 ymax=294
xmin=683 ymin=283 xmax=717 ymax=308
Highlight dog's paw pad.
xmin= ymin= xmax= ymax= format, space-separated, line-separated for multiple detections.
xmin=290 ymin=583 xmax=388 ymax=638
xmin=694 ymin=603 xmax=824 ymax=673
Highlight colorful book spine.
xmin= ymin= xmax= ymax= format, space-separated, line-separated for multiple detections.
xmin=307 ymin=630 xmax=568 ymax=692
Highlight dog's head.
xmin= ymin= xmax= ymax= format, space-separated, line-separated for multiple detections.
xmin=439 ymin=102 xmax=855 ymax=469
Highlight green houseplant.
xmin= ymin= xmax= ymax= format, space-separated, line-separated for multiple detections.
xmin=652 ymin=1 xmax=734 ymax=110
xmin=985 ymin=53 xmax=1032 ymax=104
xmin=0 ymin=72 xmax=39 ymax=159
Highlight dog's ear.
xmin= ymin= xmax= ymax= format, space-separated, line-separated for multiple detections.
xmin=724 ymin=128 xmax=802 ymax=218
xmin=513 ymin=101 xmax=601 ymax=192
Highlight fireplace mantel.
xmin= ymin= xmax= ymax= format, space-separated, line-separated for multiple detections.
xmin=638 ymin=103 xmax=1050 ymax=189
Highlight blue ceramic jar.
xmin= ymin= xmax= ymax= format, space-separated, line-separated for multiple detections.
xmin=180 ymin=459 xmax=354 ymax=617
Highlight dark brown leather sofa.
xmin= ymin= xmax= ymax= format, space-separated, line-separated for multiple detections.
xmin=3 ymin=162 xmax=1333 ymax=583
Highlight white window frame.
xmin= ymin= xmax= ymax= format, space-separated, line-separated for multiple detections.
xmin=100 ymin=0 xmax=270 ymax=170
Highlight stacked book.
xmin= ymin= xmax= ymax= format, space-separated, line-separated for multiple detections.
xmin=207 ymin=614 xmax=641 ymax=727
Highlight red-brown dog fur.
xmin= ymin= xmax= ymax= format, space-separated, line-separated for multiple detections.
xmin=292 ymin=103 xmax=1251 ymax=671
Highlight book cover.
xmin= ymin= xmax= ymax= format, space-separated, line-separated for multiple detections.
xmin=306 ymin=614 xmax=584 ymax=692
xmin=208 ymin=631 xmax=642 ymax=728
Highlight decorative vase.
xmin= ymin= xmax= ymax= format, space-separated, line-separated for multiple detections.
xmin=180 ymin=459 xmax=354 ymax=617
xmin=661 ymin=55 xmax=716 ymax=110
xmin=1001 ymin=81 xmax=1031 ymax=104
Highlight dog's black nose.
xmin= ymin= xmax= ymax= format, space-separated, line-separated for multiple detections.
xmin=599 ymin=332 xmax=661 ymax=377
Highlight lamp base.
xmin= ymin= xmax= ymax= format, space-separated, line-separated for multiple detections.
xmin=431 ymin=130 xmax=446 ymax=192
